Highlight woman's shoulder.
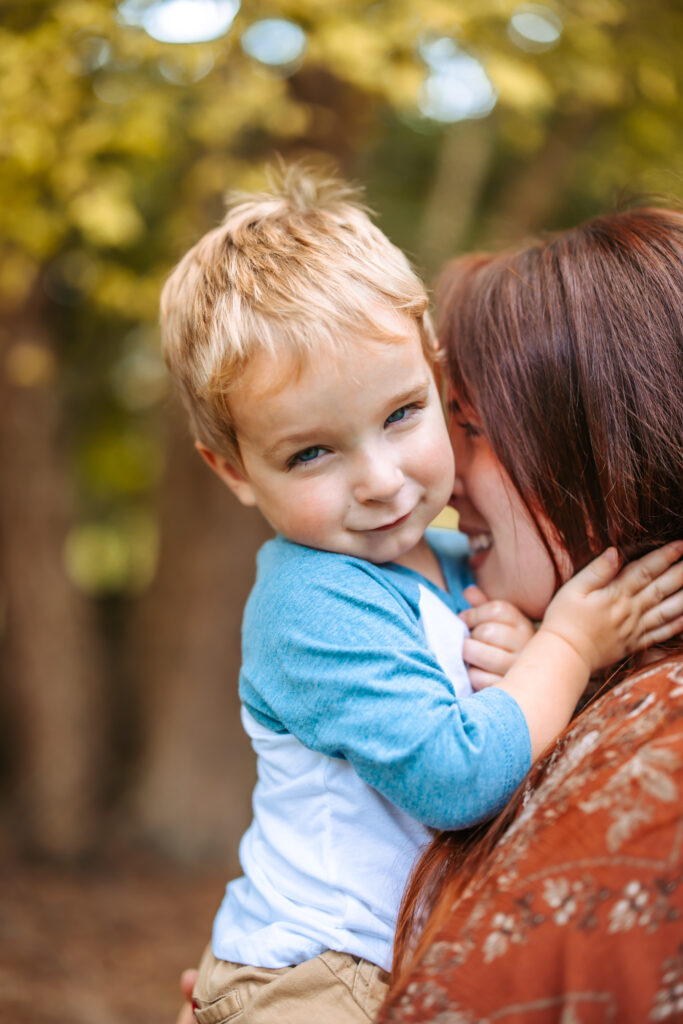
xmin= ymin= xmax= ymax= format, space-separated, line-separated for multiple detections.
xmin=475 ymin=651 xmax=683 ymax=894
xmin=561 ymin=651 xmax=683 ymax=766
xmin=503 ymin=652 xmax=683 ymax=865
xmin=383 ymin=654 xmax=683 ymax=1024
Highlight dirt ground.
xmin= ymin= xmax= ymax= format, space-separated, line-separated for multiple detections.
xmin=0 ymin=850 xmax=234 ymax=1024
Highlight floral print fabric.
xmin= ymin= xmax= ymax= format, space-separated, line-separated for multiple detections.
xmin=380 ymin=656 xmax=683 ymax=1023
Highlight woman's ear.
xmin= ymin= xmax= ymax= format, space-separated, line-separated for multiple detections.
xmin=195 ymin=442 xmax=257 ymax=507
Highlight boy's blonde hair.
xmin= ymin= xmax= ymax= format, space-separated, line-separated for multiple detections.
xmin=160 ymin=162 xmax=436 ymax=464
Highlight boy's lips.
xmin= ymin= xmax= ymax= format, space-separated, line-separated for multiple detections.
xmin=371 ymin=511 xmax=412 ymax=532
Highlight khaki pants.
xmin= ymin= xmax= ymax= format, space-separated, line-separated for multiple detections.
xmin=192 ymin=944 xmax=390 ymax=1024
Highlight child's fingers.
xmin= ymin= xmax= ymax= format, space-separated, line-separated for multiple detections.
xmin=632 ymin=560 xmax=683 ymax=611
xmin=468 ymin=665 xmax=507 ymax=691
xmin=461 ymin=600 xmax=529 ymax=630
xmin=569 ymin=547 xmax=622 ymax=595
xmin=462 ymin=585 xmax=489 ymax=608
xmin=637 ymin=613 xmax=683 ymax=650
xmin=633 ymin=589 xmax=683 ymax=637
xmin=468 ymin=622 xmax=529 ymax=654
xmin=612 ymin=539 xmax=683 ymax=597
xmin=463 ymin=637 xmax=516 ymax=678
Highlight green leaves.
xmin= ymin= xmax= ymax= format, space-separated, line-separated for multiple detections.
xmin=1 ymin=0 xmax=680 ymax=590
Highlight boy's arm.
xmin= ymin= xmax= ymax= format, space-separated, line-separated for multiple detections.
xmin=495 ymin=542 xmax=683 ymax=762
xmin=243 ymin=549 xmax=531 ymax=830
xmin=245 ymin=541 xmax=682 ymax=827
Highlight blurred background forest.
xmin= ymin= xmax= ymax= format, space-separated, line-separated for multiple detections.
xmin=0 ymin=0 xmax=682 ymax=1020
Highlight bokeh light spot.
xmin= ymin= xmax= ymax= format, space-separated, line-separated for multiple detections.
xmin=508 ymin=5 xmax=563 ymax=53
xmin=241 ymin=19 xmax=306 ymax=67
xmin=419 ymin=38 xmax=497 ymax=122
xmin=118 ymin=0 xmax=240 ymax=44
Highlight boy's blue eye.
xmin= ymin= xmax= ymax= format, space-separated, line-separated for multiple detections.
xmin=385 ymin=405 xmax=409 ymax=425
xmin=290 ymin=446 xmax=325 ymax=467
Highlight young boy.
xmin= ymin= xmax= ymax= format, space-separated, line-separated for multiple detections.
xmin=161 ymin=165 xmax=677 ymax=1024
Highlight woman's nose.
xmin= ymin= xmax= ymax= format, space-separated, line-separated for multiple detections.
xmin=353 ymin=451 xmax=405 ymax=504
xmin=451 ymin=470 xmax=466 ymax=500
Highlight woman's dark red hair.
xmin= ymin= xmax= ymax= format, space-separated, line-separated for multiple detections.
xmin=389 ymin=206 xmax=683 ymax=995
xmin=441 ymin=207 xmax=683 ymax=571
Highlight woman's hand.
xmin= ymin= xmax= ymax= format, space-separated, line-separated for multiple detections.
xmin=540 ymin=540 xmax=683 ymax=675
xmin=459 ymin=586 xmax=535 ymax=689
xmin=175 ymin=968 xmax=198 ymax=1024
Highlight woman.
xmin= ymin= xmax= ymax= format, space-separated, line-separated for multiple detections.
xmin=381 ymin=206 xmax=683 ymax=1022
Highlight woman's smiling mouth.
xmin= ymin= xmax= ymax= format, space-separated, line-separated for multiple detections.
xmin=459 ymin=529 xmax=493 ymax=568
xmin=468 ymin=532 xmax=493 ymax=554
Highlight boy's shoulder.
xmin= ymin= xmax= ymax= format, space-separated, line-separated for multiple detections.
xmin=257 ymin=530 xmax=470 ymax=572
xmin=248 ymin=531 xmax=472 ymax=622
xmin=246 ymin=535 xmax=431 ymax=634
xmin=252 ymin=535 xmax=398 ymax=602
xmin=256 ymin=534 xmax=350 ymax=573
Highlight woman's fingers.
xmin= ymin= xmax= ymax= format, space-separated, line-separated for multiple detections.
xmin=175 ymin=969 xmax=198 ymax=1024
xmin=175 ymin=1002 xmax=195 ymax=1024
xmin=180 ymin=969 xmax=198 ymax=1000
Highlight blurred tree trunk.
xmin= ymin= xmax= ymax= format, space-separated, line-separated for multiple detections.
xmin=132 ymin=397 xmax=271 ymax=863
xmin=417 ymin=115 xmax=597 ymax=281
xmin=418 ymin=119 xmax=495 ymax=279
xmin=0 ymin=298 xmax=103 ymax=860
xmin=478 ymin=114 xmax=598 ymax=247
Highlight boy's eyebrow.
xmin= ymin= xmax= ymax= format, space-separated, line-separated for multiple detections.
xmin=389 ymin=379 xmax=431 ymax=409
xmin=262 ymin=430 xmax=325 ymax=460
xmin=262 ymin=379 xmax=433 ymax=460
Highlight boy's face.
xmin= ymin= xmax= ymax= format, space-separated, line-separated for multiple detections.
xmin=203 ymin=317 xmax=455 ymax=566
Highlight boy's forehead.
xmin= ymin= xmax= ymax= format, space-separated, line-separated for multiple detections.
xmin=229 ymin=320 xmax=431 ymax=443
xmin=365 ymin=301 xmax=420 ymax=339
xmin=238 ymin=309 xmax=423 ymax=401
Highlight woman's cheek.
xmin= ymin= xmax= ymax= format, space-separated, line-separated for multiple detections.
xmin=478 ymin=524 xmax=557 ymax=620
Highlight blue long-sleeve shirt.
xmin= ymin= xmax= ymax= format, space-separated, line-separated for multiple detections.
xmin=240 ymin=530 xmax=530 ymax=829
xmin=212 ymin=529 xmax=531 ymax=971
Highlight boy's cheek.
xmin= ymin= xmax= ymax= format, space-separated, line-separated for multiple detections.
xmin=277 ymin=492 xmax=334 ymax=543
xmin=417 ymin=433 xmax=455 ymax=489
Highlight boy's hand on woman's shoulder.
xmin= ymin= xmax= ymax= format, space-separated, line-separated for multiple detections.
xmin=539 ymin=542 xmax=683 ymax=675
xmin=460 ymin=587 xmax=536 ymax=690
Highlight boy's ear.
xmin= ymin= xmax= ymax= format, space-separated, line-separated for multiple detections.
xmin=195 ymin=442 xmax=257 ymax=507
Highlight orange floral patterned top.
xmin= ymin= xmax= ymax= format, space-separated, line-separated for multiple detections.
xmin=380 ymin=655 xmax=683 ymax=1024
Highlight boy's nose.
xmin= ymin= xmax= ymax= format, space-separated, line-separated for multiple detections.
xmin=353 ymin=453 xmax=405 ymax=504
